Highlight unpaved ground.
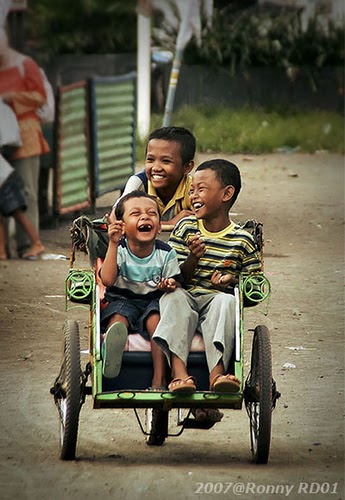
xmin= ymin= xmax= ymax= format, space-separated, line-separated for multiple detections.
xmin=0 ymin=153 xmax=344 ymax=500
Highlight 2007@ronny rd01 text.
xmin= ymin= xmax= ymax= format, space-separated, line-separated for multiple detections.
xmin=194 ymin=481 xmax=339 ymax=496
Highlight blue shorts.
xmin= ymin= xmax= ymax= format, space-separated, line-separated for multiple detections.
xmin=0 ymin=172 xmax=26 ymax=216
xmin=100 ymin=296 xmax=160 ymax=340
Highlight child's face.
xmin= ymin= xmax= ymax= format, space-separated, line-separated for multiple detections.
xmin=189 ymin=168 xmax=235 ymax=221
xmin=145 ymin=139 xmax=192 ymax=193
xmin=121 ymin=197 xmax=161 ymax=244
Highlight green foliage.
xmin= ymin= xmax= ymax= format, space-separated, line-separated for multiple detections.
xmin=182 ymin=7 xmax=344 ymax=73
xmin=27 ymin=0 xmax=137 ymax=61
xmin=27 ymin=1 xmax=344 ymax=72
xmin=136 ymin=105 xmax=344 ymax=159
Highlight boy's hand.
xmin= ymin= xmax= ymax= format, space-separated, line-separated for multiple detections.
xmin=211 ymin=270 xmax=238 ymax=290
xmin=188 ymin=232 xmax=205 ymax=259
xmin=106 ymin=213 xmax=124 ymax=244
xmin=158 ymin=277 xmax=178 ymax=292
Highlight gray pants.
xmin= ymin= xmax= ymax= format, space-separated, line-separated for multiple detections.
xmin=12 ymin=156 xmax=40 ymax=253
xmin=153 ymin=287 xmax=236 ymax=373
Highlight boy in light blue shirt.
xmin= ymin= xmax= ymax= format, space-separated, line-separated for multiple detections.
xmin=100 ymin=190 xmax=181 ymax=389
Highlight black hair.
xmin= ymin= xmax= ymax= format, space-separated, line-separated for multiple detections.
xmin=146 ymin=126 xmax=196 ymax=166
xmin=114 ymin=190 xmax=161 ymax=220
xmin=195 ymin=159 xmax=242 ymax=206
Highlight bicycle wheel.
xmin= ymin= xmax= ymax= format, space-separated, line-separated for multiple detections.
xmin=57 ymin=320 xmax=82 ymax=460
xmin=146 ymin=408 xmax=169 ymax=446
xmin=244 ymin=325 xmax=272 ymax=464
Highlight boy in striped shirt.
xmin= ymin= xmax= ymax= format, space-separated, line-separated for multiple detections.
xmin=153 ymin=159 xmax=262 ymax=394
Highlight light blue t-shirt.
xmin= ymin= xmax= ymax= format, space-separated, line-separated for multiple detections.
xmin=105 ymin=237 xmax=181 ymax=300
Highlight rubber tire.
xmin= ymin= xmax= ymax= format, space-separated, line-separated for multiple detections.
xmin=59 ymin=320 xmax=82 ymax=460
xmin=245 ymin=325 xmax=272 ymax=464
xmin=146 ymin=408 xmax=169 ymax=446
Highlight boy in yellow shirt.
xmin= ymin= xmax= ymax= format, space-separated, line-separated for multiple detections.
xmin=113 ymin=126 xmax=195 ymax=228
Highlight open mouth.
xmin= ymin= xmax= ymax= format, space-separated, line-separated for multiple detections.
xmin=151 ymin=174 xmax=165 ymax=181
xmin=193 ymin=202 xmax=204 ymax=212
xmin=138 ymin=223 xmax=153 ymax=232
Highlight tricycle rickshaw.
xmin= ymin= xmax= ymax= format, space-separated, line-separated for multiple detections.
xmin=50 ymin=216 xmax=280 ymax=463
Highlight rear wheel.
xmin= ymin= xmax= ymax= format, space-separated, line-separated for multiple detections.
xmin=55 ymin=320 xmax=83 ymax=460
xmin=146 ymin=408 xmax=169 ymax=446
xmin=244 ymin=325 xmax=272 ymax=464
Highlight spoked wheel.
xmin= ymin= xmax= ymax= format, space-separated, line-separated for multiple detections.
xmin=52 ymin=320 xmax=83 ymax=460
xmin=244 ymin=325 xmax=272 ymax=464
xmin=146 ymin=408 xmax=169 ymax=446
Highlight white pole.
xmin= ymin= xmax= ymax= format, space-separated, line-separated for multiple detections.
xmin=137 ymin=10 xmax=151 ymax=141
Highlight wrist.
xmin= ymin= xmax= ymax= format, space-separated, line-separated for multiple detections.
xmin=188 ymin=253 xmax=200 ymax=263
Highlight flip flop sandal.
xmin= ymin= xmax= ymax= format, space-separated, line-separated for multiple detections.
xmin=168 ymin=375 xmax=197 ymax=393
xmin=102 ymin=322 xmax=127 ymax=378
xmin=211 ymin=374 xmax=240 ymax=393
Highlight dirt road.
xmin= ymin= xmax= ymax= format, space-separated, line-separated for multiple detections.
xmin=0 ymin=153 xmax=344 ymax=500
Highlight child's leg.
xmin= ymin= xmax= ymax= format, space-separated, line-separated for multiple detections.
xmin=0 ymin=216 xmax=7 ymax=259
xmin=12 ymin=209 xmax=44 ymax=257
xmin=198 ymin=293 xmax=240 ymax=392
xmin=168 ymin=353 xmax=196 ymax=392
xmin=106 ymin=313 xmax=129 ymax=330
xmin=146 ymin=312 xmax=167 ymax=389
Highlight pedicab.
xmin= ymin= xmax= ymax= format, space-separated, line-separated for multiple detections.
xmin=50 ymin=216 xmax=280 ymax=463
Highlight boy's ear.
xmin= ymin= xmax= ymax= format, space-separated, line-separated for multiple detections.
xmin=223 ymin=185 xmax=235 ymax=202
xmin=157 ymin=222 xmax=162 ymax=234
xmin=183 ymin=160 xmax=194 ymax=175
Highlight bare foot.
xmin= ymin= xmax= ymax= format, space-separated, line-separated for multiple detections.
xmin=150 ymin=378 xmax=167 ymax=390
xmin=22 ymin=243 xmax=45 ymax=259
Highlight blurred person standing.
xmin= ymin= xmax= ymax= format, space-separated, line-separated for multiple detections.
xmin=0 ymin=26 xmax=49 ymax=257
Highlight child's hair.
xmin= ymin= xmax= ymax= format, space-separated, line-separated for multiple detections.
xmin=195 ymin=159 xmax=242 ymax=206
xmin=146 ymin=126 xmax=196 ymax=166
xmin=114 ymin=190 xmax=161 ymax=220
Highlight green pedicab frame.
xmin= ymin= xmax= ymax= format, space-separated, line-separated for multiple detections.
xmin=51 ymin=219 xmax=280 ymax=463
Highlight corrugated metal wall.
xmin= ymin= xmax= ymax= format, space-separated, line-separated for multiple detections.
xmin=55 ymin=81 xmax=91 ymax=215
xmin=54 ymin=73 xmax=136 ymax=215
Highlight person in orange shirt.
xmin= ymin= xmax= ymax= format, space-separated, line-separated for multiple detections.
xmin=0 ymin=26 xmax=49 ymax=257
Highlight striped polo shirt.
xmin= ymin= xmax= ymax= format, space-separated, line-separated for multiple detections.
xmin=169 ymin=216 xmax=262 ymax=296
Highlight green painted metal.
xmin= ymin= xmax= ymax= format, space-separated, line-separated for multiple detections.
xmin=55 ymin=81 xmax=91 ymax=214
xmin=93 ymin=391 xmax=243 ymax=410
xmin=91 ymin=73 xmax=136 ymax=197
xmin=54 ymin=75 xmax=136 ymax=214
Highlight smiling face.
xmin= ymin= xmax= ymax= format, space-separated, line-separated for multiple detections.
xmin=189 ymin=168 xmax=235 ymax=228
xmin=121 ymin=196 xmax=161 ymax=249
xmin=145 ymin=139 xmax=193 ymax=201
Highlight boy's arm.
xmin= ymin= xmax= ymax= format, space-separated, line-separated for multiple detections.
xmin=211 ymin=233 xmax=262 ymax=290
xmin=161 ymin=210 xmax=194 ymax=229
xmin=100 ymin=241 xmax=119 ymax=287
xmin=158 ymin=247 xmax=182 ymax=292
xmin=99 ymin=214 xmax=124 ymax=287
xmin=158 ymin=277 xmax=179 ymax=292
xmin=179 ymin=232 xmax=205 ymax=283
xmin=111 ymin=173 xmax=144 ymax=213
xmin=210 ymin=271 xmax=239 ymax=291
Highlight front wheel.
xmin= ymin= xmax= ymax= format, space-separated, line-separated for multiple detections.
xmin=244 ymin=325 xmax=272 ymax=464
xmin=54 ymin=320 xmax=83 ymax=460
